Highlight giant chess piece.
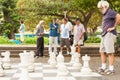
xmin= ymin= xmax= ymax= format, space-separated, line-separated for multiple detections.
xmin=19 ymin=52 xmax=31 ymax=80
xmin=57 ymin=64 xmax=69 ymax=77
xmin=28 ymin=51 xmax=35 ymax=72
xmin=57 ymin=52 xmax=69 ymax=78
xmin=72 ymin=52 xmax=81 ymax=70
xmin=1 ymin=51 xmax=11 ymax=69
xmin=69 ymin=45 xmax=76 ymax=65
xmin=48 ymin=51 xmax=53 ymax=64
xmin=49 ymin=52 xmax=57 ymax=67
xmin=81 ymin=54 xmax=92 ymax=75
xmin=56 ymin=51 xmax=64 ymax=67
xmin=0 ymin=57 xmax=4 ymax=77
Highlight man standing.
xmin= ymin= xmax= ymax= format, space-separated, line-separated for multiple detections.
xmin=60 ymin=18 xmax=71 ymax=54
xmin=49 ymin=18 xmax=59 ymax=54
xmin=19 ymin=20 xmax=25 ymax=44
xmin=97 ymin=1 xmax=120 ymax=75
xmin=56 ymin=19 xmax=61 ymax=45
xmin=35 ymin=20 xmax=44 ymax=58
xmin=73 ymin=18 xmax=85 ymax=53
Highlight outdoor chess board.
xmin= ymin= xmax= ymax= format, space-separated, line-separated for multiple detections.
xmin=0 ymin=63 xmax=102 ymax=80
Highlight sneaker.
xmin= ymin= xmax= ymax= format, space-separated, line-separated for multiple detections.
xmin=105 ymin=69 xmax=115 ymax=75
xmin=97 ymin=68 xmax=106 ymax=75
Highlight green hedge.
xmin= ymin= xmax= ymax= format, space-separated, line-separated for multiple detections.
xmin=16 ymin=37 xmax=49 ymax=44
xmin=0 ymin=36 xmax=102 ymax=44
xmin=0 ymin=36 xmax=49 ymax=44
xmin=85 ymin=37 xmax=101 ymax=43
xmin=0 ymin=36 xmax=15 ymax=44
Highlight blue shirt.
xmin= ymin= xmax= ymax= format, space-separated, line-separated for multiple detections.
xmin=102 ymin=8 xmax=117 ymax=36
xmin=49 ymin=23 xmax=59 ymax=37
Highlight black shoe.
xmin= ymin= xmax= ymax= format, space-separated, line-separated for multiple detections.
xmin=40 ymin=55 xmax=45 ymax=58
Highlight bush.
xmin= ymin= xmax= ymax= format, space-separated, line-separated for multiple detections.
xmin=16 ymin=37 xmax=49 ymax=45
xmin=0 ymin=36 xmax=15 ymax=44
xmin=85 ymin=36 xmax=101 ymax=43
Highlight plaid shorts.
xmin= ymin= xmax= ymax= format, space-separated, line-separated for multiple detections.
xmin=60 ymin=38 xmax=70 ymax=48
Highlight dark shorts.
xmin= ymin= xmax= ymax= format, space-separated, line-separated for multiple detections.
xmin=60 ymin=38 xmax=70 ymax=48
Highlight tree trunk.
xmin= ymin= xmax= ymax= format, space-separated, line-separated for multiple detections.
xmin=80 ymin=9 xmax=95 ymax=33
xmin=8 ymin=29 xmax=15 ymax=39
xmin=3 ymin=10 xmax=15 ymax=39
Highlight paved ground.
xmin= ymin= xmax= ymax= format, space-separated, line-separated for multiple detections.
xmin=10 ymin=56 xmax=120 ymax=80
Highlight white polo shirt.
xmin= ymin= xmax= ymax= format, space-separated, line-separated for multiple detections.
xmin=73 ymin=23 xmax=85 ymax=41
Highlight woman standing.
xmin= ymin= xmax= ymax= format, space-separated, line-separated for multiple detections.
xmin=35 ymin=20 xmax=44 ymax=58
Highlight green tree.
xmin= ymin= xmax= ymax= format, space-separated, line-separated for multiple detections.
xmin=17 ymin=0 xmax=120 ymax=32
xmin=16 ymin=0 xmax=99 ymax=31
xmin=0 ymin=0 xmax=20 ymax=39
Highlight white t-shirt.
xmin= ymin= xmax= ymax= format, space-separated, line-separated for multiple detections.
xmin=60 ymin=23 xmax=71 ymax=38
xmin=20 ymin=24 xmax=25 ymax=33
xmin=67 ymin=21 xmax=73 ymax=31
xmin=73 ymin=23 xmax=85 ymax=41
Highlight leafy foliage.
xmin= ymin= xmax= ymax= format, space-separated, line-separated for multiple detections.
xmin=0 ymin=36 xmax=15 ymax=44
xmin=0 ymin=0 xmax=20 ymax=39
xmin=85 ymin=36 xmax=101 ymax=43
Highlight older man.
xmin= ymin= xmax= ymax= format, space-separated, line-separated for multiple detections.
xmin=35 ymin=20 xmax=44 ymax=58
xmin=97 ymin=1 xmax=120 ymax=75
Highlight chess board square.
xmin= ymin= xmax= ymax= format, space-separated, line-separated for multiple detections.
xmin=4 ymin=70 xmax=17 ymax=74
xmin=11 ymin=63 xmax=19 ymax=69
xmin=71 ymin=72 xmax=101 ymax=77
xmin=12 ymin=73 xmax=43 ymax=78
xmin=29 ymin=73 xmax=43 ymax=77
xmin=67 ymin=67 xmax=81 ymax=72
xmin=75 ymin=77 xmax=103 ymax=80
xmin=43 ymin=69 xmax=57 ymax=73
xmin=0 ymin=77 xmax=11 ymax=80
xmin=43 ymin=77 xmax=76 ymax=80
xmin=43 ymin=73 xmax=57 ymax=77
xmin=11 ymin=77 xmax=43 ymax=80
xmin=43 ymin=64 xmax=55 ymax=68
xmin=12 ymin=73 xmax=20 ymax=78
xmin=35 ymin=66 xmax=43 ymax=71
xmin=34 ymin=63 xmax=43 ymax=66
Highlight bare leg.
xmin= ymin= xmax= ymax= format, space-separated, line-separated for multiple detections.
xmin=108 ymin=53 xmax=114 ymax=71
xmin=100 ymin=52 xmax=107 ymax=63
xmin=100 ymin=52 xmax=107 ymax=69
xmin=77 ymin=45 xmax=81 ymax=53
xmin=108 ymin=53 xmax=114 ymax=65
xmin=67 ymin=47 xmax=70 ymax=52
xmin=60 ymin=47 xmax=63 ymax=52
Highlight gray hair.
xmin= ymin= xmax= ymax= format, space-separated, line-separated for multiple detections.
xmin=97 ymin=0 xmax=109 ymax=8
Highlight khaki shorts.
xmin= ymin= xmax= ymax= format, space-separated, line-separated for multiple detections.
xmin=99 ymin=32 xmax=116 ymax=53
xmin=60 ymin=38 xmax=70 ymax=48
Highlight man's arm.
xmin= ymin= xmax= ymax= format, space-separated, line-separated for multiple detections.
xmin=80 ymin=32 xmax=85 ymax=39
xmin=80 ymin=24 xmax=85 ymax=39
xmin=114 ymin=14 xmax=120 ymax=27
xmin=107 ymin=13 xmax=120 ymax=32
